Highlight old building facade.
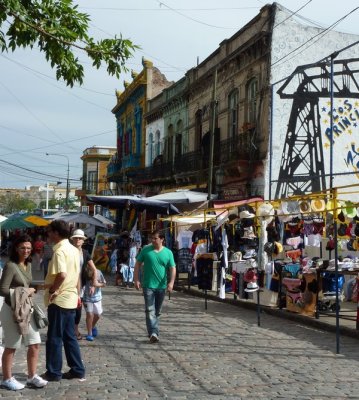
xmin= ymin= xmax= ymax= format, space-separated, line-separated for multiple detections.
xmin=107 ymin=58 xmax=173 ymax=194
xmin=108 ymin=3 xmax=359 ymax=201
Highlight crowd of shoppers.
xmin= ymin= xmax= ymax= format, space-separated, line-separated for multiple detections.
xmin=0 ymin=223 xmax=176 ymax=391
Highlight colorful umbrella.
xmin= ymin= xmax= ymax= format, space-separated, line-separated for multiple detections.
xmin=23 ymin=215 xmax=50 ymax=226
xmin=0 ymin=217 xmax=35 ymax=231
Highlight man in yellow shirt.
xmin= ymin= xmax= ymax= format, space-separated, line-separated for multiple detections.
xmin=41 ymin=220 xmax=85 ymax=382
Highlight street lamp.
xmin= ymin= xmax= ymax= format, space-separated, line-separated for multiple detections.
xmin=46 ymin=153 xmax=70 ymax=210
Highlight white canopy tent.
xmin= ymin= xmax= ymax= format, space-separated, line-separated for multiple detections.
xmin=146 ymin=189 xmax=217 ymax=204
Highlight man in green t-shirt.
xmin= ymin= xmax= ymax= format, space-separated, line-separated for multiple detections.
xmin=134 ymin=230 xmax=176 ymax=343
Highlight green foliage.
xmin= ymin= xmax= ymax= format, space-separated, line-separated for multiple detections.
xmin=0 ymin=193 xmax=37 ymax=214
xmin=38 ymin=197 xmax=78 ymax=210
xmin=0 ymin=0 xmax=139 ymax=86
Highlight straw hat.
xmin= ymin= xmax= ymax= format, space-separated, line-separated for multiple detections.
xmin=256 ymin=202 xmax=274 ymax=223
xmin=311 ymin=199 xmax=326 ymax=212
xmin=299 ymin=200 xmax=311 ymax=214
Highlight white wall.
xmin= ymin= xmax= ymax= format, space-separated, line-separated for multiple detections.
xmin=267 ymin=4 xmax=359 ymax=199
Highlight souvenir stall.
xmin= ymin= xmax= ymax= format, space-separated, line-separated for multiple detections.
xmin=163 ymin=186 xmax=359 ymax=328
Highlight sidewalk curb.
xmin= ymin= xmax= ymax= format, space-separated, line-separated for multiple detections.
xmin=174 ymin=286 xmax=359 ymax=340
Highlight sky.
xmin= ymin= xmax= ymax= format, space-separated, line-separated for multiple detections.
xmin=1 ymin=0 xmax=359 ymax=191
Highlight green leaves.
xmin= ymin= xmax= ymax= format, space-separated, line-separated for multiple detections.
xmin=0 ymin=0 xmax=138 ymax=86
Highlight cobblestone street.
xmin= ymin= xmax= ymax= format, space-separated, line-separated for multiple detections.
xmin=1 ymin=279 xmax=359 ymax=399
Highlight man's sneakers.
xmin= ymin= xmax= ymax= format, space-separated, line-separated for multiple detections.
xmin=149 ymin=333 xmax=159 ymax=343
xmin=26 ymin=374 xmax=48 ymax=388
xmin=1 ymin=377 xmax=25 ymax=391
xmin=86 ymin=335 xmax=94 ymax=341
xmin=92 ymin=327 xmax=98 ymax=337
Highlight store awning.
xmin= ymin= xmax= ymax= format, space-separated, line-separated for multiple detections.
xmin=57 ymin=212 xmax=107 ymax=228
xmin=162 ymin=212 xmax=218 ymax=225
xmin=86 ymin=195 xmax=180 ymax=215
xmin=147 ymin=190 xmax=216 ymax=204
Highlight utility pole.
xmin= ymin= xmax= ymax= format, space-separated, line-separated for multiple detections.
xmin=45 ymin=182 xmax=49 ymax=211
xmin=207 ymin=69 xmax=218 ymax=201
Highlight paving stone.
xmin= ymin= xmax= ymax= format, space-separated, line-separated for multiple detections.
xmin=1 ymin=275 xmax=359 ymax=398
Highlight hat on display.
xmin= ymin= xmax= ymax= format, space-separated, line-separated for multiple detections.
xmin=278 ymin=201 xmax=300 ymax=220
xmin=343 ymin=201 xmax=357 ymax=219
xmin=239 ymin=210 xmax=255 ymax=219
xmin=245 ymin=281 xmax=259 ymax=292
xmin=338 ymin=209 xmax=346 ymax=223
xmin=299 ymin=200 xmax=311 ymax=214
xmin=264 ymin=242 xmax=275 ymax=255
xmin=286 ymin=201 xmax=300 ymax=215
xmin=347 ymin=238 xmax=357 ymax=251
xmin=311 ymin=199 xmax=326 ymax=212
xmin=242 ymin=227 xmax=256 ymax=240
xmin=243 ymin=249 xmax=257 ymax=259
xmin=277 ymin=202 xmax=292 ymax=222
xmin=70 ymin=229 xmax=87 ymax=240
xmin=256 ymin=202 xmax=274 ymax=223
xmin=274 ymin=241 xmax=283 ymax=255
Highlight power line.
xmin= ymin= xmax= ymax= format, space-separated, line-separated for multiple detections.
xmin=273 ymin=0 xmax=312 ymax=29
xmin=0 ymin=128 xmax=115 ymax=157
xmin=271 ymin=6 xmax=359 ymax=68
xmin=80 ymin=6 xmax=259 ymax=11
xmin=0 ymin=159 xmax=81 ymax=182
xmin=0 ymin=54 xmax=114 ymax=97
xmin=154 ymin=0 xmax=238 ymax=30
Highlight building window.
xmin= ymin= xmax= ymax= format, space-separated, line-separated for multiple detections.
xmin=87 ymin=171 xmax=97 ymax=192
xmin=247 ymin=78 xmax=258 ymax=124
xmin=148 ymin=132 xmax=154 ymax=165
xmin=165 ymin=124 xmax=174 ymax=163
xmin=155 ymin=130 xmax=161 ymax=157
xmin=228 ymin=89 xmax=239 ymax=139
xmin=175 ymin=120 xmax=183 ymax=157
xmin=195 ymin=110 xmax=202 ymax=151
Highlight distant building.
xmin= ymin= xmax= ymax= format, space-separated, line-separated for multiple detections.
xmin=75 ymin=145 xmax=117 ymax=211
xmin=0 ymin=184 xmax=77 ymax=208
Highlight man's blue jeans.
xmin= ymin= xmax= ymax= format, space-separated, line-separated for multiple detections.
xmin=46 ymin=304 xmax=85 ymax=379
xmin=143 ymin=288 xmax=166 ymax=337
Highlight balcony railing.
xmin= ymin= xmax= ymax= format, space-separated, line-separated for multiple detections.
xmin=112 ymin=131 xmax=256 ymax=184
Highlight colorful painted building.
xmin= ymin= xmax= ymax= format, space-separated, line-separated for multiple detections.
xmin=108 ymin=58 xmax=173 ymax=193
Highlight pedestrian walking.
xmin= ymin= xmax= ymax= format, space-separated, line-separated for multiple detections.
xmin=0 ymin=234 xmax=48 ymax=390
xmin=134 ymin=230 xmax=176 ymax=343
xmin=70 ymin=229 xmax=96 ymax=340
xmin=83 ymin=268 xmax=106 ymax=341
xmin=41 ymin=220 xmax=85 ymax=382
